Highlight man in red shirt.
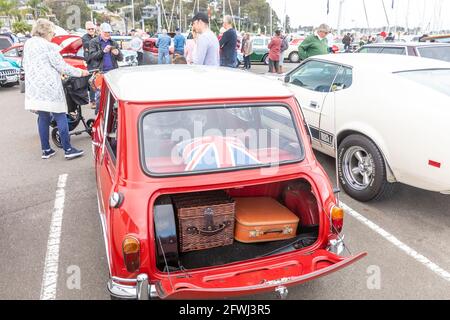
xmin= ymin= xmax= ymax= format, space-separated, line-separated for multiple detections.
xmin=268 ymin=30 xmax=282 ymax=73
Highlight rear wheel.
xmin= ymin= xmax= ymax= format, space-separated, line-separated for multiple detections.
xmin=289 ymin=51 xmax=300 ymax=63
xmin=338 ymin=134 xmax=395 ymax=202
xmin=86 ymin=119 xmax=95 ymax=136
xmin=51 ymin=128 xmax=63 ymax=149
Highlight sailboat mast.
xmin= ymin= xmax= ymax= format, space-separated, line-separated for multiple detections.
xmin=337 ymin=0 xmax=345 ymax=35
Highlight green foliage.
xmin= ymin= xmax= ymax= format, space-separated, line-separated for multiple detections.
xmin=12 ymin=20 xmax=32 ymax=33
xmin=27 ymin=0 xmax=49 ymax=19
xmin=45 ymin=0 xmax=92 ymax=30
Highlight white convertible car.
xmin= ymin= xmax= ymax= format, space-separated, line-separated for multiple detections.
xmin=283 ymin=54 xmax=450 ymax=202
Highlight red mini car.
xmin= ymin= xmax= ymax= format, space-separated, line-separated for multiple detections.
xmin=92 ymin=65 xmax=366 ymax=300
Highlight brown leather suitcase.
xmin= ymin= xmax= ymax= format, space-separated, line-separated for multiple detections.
xmin=234 ymin=197 xmax=299 ymax=243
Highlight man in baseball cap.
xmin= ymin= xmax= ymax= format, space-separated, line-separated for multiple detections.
xmin=87 ymin=22 xmax=123 ymax=114
xmin=191 ymin=12 xmax=220 ymax=66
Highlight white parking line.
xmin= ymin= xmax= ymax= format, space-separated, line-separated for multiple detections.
xmin=342 ymin=202 xmax=450 ymax=282
xmin=40 ymin=174 xmax=68 ymax=300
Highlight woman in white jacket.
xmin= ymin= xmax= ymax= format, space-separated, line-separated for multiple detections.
xmin=23 ymin=19 xmax=89 ymax=160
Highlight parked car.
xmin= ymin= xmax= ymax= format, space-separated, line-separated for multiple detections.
xmin=357 ymin=42 xmax=450 ymax=63
xmin=142 ymin=37 xmax=175 ymax=64
xmin=420 ymin=34 xmax=450 ymax=43
xmin=1 ymin=43 xmax=24 ymax=65
xmin=249 ymin=36 xmax=300 ymax=64
xmin=283 ymin=54 xmax=450 ymax=202
xmin=92 ymin=65 xmax=365 ymax=300
xmin=0 ymin=54 xmax=20 ymax=87
xmin=0 ymin=35 xmax=13 ymax=50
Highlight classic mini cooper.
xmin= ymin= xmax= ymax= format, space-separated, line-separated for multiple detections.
xmin=92 ymin=65 xmax=366 ymax=300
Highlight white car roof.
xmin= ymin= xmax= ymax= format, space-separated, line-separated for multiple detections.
xmin=310 ymin=53 xmax=450 ymax=73
xmin=105 ymin=65 xmax=293 ymax=102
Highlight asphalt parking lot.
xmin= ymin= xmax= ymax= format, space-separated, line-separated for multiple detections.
xmin=1 ymin=63 xmax=449 ymax=300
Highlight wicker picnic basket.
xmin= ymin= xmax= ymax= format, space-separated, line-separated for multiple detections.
xmin=172 ymin=191 xmax=235 ymax=253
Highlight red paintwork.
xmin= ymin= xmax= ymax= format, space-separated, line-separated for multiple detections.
xmin=92 ymin=82 xmax=366 ymax=299
xmin=1 ymin=43 xmax=23 ymax=64
xmin=51 ymin=35 xmax=87 ymax=70
xmin=143 ymin=38 xmax=174 ymax=55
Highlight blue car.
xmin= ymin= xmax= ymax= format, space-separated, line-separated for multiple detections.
xmin=0 ymin=53 xmax=20 ymax=87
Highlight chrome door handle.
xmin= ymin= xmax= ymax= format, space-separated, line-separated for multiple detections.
xmin=310 ymin=101 xmax=319 ymax=108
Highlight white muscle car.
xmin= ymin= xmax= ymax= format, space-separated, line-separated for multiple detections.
xmin=283 ymin=53 xmax=450 ymax=202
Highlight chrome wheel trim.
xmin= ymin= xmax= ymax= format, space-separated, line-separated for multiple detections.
xmin=342 ymin=146 xmax=375 ymax=191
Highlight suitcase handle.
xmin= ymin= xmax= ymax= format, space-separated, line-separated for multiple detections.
xmin=186 ymin=221 xmax=232 ymax=236
xmin=249 ymin=226 xmax=294 ymax=238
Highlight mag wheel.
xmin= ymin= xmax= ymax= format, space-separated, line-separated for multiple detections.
xmin=338 ymin=134 xmax=395 ymax=202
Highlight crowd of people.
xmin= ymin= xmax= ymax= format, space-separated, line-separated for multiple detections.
xmin=22 ymin=13 xmax=400 ymax=162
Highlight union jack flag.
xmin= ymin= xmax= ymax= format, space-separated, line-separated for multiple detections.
xmin=179 ymin=136 xmax=261 ymax=172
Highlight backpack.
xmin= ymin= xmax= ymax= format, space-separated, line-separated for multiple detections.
xmin=281 ymin=37 xmax=289 ymax=52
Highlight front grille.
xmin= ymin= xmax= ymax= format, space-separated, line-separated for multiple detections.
xmin=0 ymin=69 xmax=19 ymax=79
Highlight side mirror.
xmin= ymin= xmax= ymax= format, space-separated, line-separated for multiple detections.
xmin=284 ymin=75 xmax=290 ymax=83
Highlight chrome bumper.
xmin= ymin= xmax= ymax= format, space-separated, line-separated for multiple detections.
xmin=328 ymin=235 xmax=346 ymax=256
xmin=107 ymin=274 xmax=158 ymax=300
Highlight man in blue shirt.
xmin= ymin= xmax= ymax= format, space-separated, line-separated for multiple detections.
xmin=156 ymin=29 xmax=171 ymax=64
xmin=173 ymin=28 xmax=186 ymax=56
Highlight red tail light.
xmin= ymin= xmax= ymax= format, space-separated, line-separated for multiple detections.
xmin=122 ymin=237 xmax=140 ymax=273
xmin=331 ymin=206 xmax=344 ymax=234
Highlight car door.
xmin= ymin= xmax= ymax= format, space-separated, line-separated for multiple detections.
xmin=318 ymin=65 xmax=354 ymax=156
xmin=285 ymin=60 xmax=340 ymax=151
xmin=94 ymin=87 xmax=118 ymax=219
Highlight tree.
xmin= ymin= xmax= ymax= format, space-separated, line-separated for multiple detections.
xmin=45 ymin=0 xmax=92 ymax=30
xmin=27 ymin=0 xmax=50 ymax=19
xmin=0 ymin=0 xmax=20 ymax=28
xmin=12 ymin=20 xmax=32 ymax=33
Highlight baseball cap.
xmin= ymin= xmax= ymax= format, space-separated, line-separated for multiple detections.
xmin=100 ymin=23 xmax=113 ymax=33
xmin=192 ymin=12 xmax=209 ymax=24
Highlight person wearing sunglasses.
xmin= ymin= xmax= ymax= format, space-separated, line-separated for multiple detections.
xmin=82 ymin=21 xmax=97 ymax=108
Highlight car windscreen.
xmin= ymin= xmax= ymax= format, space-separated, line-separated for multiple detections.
xmin=0 ymin=38 xmax=11 ymax=50
xmin=417 ymin=46 xmax=450 ymax=62
xmin=395 ymin=69 xmax=450 ymax=97
xmin=140 ymin=105 xmax=304 ymax=176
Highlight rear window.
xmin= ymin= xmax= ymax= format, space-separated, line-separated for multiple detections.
xmin=358 ymin=47 xmax=382 ymax=53
xmin=140 ymin=105 xmax=304 ymax=176
xmin=417 ymin=46 xmax=450 ymax=62
xmin=380 ymin=47 xmax=406 ymax=55
xmin=395 ymin=69 xmax=450 ymax=96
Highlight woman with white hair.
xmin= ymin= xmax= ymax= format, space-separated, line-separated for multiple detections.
xmin=23 ymin=18 xmax=89 ymax=160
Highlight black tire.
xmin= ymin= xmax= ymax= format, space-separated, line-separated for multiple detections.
xmin=51 ymin=127 xmax=63 ymax=149
xmin=2 ymin=82 xmax=17 ymax=88
xmin=263 ymin=54 xmax=269 ymax=65
xmin=288 ymin=51 xmax=300 ymax=63
xmin=86 ymin=118 xmax=95 ymax=135
xmin=337 ymin=134 xmax=395 ymax=202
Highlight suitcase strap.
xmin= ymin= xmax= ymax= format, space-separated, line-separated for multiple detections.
xmin=249 ymin=226 xmax=294 ymax=238
xmin=186 ymin=207 xmax=232 ymax=236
